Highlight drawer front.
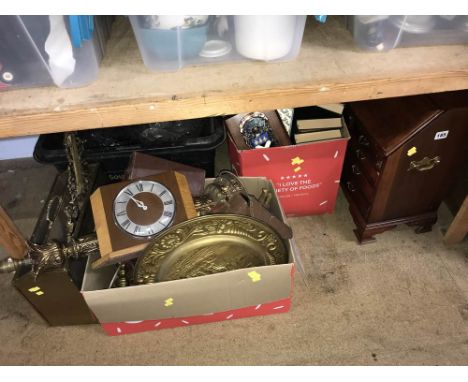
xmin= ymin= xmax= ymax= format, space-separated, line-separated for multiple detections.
xmin=343 ymin=151 xmax=377 ymax=204
xmin=347 ymin=137 xmax=383 ymax=187
xmin=344 ymin=108 xmax=384 ymax=186
xmin=341 ymin=177 xmax=371 ymax=220
xmin=341 ymin=163 xmax=371 ymax=219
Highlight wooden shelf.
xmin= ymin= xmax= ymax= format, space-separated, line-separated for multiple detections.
xmin=1 ymin=16 xmax=468 ymax=139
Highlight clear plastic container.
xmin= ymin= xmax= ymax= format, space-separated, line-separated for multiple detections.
xmin=0 ymin=16 xmax=110 ymax=90
xmin=129 ymin=15 xmax=307 ymax=71
xmin=347 ymin=16 xmax=468 ymax=51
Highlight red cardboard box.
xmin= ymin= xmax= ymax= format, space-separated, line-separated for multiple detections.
xmin=81 ymin=177 xmax=296 ymax=336
xmin=227 ymin=116 xmax=350 ymax=216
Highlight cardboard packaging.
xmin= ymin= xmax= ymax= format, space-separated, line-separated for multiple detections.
xmin=227 ymin=110 xmax=350 ymax=216
xmin=81 ymin=177 xmax=296 ymax=336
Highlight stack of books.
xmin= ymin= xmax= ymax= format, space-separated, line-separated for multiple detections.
xmin=293 ymin=104 xmax=344 ymax=144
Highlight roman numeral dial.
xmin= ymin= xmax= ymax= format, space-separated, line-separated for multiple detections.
xmin=113 ymin=180 xmax=176 ymax=238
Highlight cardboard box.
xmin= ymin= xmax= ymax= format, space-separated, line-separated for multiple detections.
xmin=227 ymin=114 xmax=350 ymax=216
xmin=81 ymin=177 xmax=296 ymax=336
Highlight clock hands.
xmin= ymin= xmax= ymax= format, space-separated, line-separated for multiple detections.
xmin=129 ymin=195 xmax=148 ymax=211
xmin=114 ymin=180 xmax=178 ymax=239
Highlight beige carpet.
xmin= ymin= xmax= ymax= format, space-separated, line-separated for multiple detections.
xmin=1 ymin=155 xmax=467 ymax=365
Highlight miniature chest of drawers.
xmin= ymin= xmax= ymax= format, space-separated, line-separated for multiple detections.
xmin=341 ymin=91 xmax=468 ymax=243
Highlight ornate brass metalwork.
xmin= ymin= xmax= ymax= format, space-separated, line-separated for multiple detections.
xmin=194 ymin=170 xmax=249 ymax=215
xmin=408 ymin=156 xmax=441 ymax=172
xmin=117 ymin=264 xmax=128 ymax=288
xmin=108 ymin=261 xmax=136 ymax=288
xmin=0 ymin=234 xmax=99 ymax=278
xmin=0 ymin=133 xmax=98 ymax=279
xmin=27 ymin=234 xmax=99 ymax=278
xmin=193 ymin=194 xmax=216 ymax=216
xmin=134 ymin=214 xmax=288 ymax=284
xmin=194 ymin=188 xmax=272 ymax=215
xmin=204 ymin=170 xmax=247 ymax=202
xmin=0 ymin=257 xmax=32 ymax=274
xmin=23 ymin=133 xmax=97 ymax=278
xmin=194 ymin=171 xmax=291 ymax=239
xmin=63 ymin=132 xmax=91 ymax=242
xmin=27 ymin=241 xmax=65 ymax=276
xmin=64 ymin=233 xmax=100 ymax=259
xmin=65 ymin=133 xmax=87 ymax=196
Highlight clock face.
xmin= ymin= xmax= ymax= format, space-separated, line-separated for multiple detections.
xmin=113 ymin=180 xmax=176 ymax=238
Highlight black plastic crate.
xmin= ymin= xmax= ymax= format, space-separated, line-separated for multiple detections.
xmin=34 ymin=117 xmax=226 ymax=181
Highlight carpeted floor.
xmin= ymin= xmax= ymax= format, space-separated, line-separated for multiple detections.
xmin=0 ymin=151 xmax=467 ymax=365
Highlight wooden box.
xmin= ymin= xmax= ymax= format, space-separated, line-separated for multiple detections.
xmin=341 ymin=91 xmax=468 ymax=243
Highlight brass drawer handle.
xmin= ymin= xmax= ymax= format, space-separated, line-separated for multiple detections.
xmin=408 ymin=156 xmax=440 ymax=172
xmin=351 ymin=164 xmax=361 ymax=175
xmin=347 ymin=181 xmax=356 ymax=192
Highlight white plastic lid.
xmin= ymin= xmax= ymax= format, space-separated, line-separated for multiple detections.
xmin=199 ymin=40 xmax=232 ymax=58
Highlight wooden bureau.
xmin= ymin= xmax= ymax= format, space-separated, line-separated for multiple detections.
xmin=341 ymin=91 xmax=468 ymax=244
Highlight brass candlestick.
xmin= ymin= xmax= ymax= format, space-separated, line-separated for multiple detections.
xmin=0 ymin=234 xmax=99 ymax=278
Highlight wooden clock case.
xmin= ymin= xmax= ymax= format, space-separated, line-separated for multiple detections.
xmin=90 ymin=171 xmax=196 ymax=268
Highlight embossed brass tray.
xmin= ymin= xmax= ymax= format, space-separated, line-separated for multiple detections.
xmin=134 ymin=214 xmax=288 ymax=284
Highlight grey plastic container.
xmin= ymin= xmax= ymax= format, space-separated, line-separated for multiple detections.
xmin=129 ymin=15 xmax=307 ymax=71
xmin=347 ymin=15 xmax=468 ymax=51
xmin=0 ymin=16 xmax=109 ymax=90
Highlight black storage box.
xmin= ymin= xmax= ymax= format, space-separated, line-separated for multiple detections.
xmin=34 ymin=117 xmax=226 ymax=181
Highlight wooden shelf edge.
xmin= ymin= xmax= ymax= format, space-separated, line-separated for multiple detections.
xmin=1 ymin=71 xmax=468 ymax=138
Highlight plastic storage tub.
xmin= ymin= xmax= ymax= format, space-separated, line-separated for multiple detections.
xmin=347 ymin=15 xmax=468 ymax=51
xmin=129 ymin=15 xmax=307 ymax=71
xmin=33 ymin=117 xmax=226 ymax=181
xmin=0 ymin=15 xmax=112 ymax=90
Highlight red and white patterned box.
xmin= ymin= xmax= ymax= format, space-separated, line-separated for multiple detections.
xmin=82 ymin=177 xmax=296 ymax=336
xmin=227 ymin=124 xmax=350 ymax=216
xmin=100 ymin=289 xmax=293 ymax=336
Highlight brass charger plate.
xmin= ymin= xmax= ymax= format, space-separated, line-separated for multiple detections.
xmin=134 ymin=214 xmax=288 ymax=284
